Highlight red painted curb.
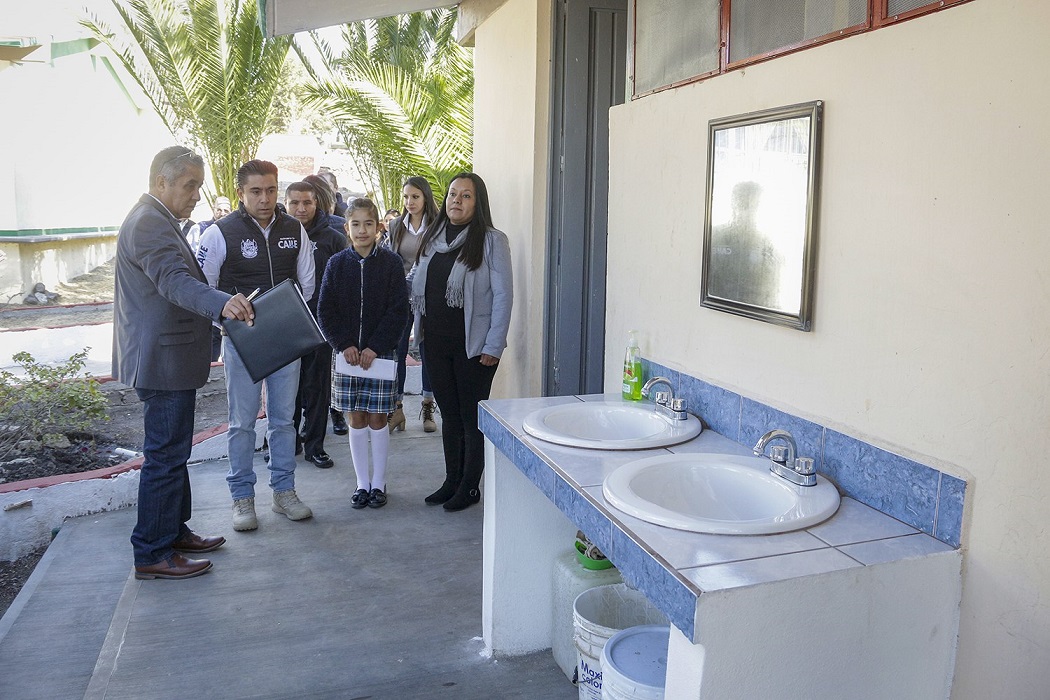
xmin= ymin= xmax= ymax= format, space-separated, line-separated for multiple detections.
xmin=0 ymin=301 xmax=112 ymax=313
xmin=0 ymin=422 xmax=231 ymax=495
xmin=0 ymin=320 xmax=111 ymax=333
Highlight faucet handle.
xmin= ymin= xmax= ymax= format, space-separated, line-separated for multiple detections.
xmin=769 ymin=445 xmax=789 ymax=463
xmin=670 ymin=397 xmax=685 ymax=412
xmin=653 ymin=391 xmax=670 ymax=406
xmin=795 ymin=456 xmax=816 ymax=476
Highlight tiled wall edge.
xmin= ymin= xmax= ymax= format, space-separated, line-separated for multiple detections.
xmin=644 ymin=359 xmax=964 ymax=548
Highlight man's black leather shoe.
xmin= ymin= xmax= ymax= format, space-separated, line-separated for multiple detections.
xmin=307 ymin=452 xmax=334 ymax=469
xmin=331 ymin=411 xmax=349 ymax=435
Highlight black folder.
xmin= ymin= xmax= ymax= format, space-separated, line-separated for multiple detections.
xmin=220 ymin=279 xmax=326 ymax=382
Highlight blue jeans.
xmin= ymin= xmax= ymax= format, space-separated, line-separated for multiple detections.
xmin=222 ymin=337 xmax=301 ymax=500
xmin=131 ymin=388 xmax=196 ymax=565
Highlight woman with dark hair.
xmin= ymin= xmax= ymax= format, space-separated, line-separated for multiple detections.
xmin=381 ymin=208 xmax=400 ymax=233
xmin=387 ymin=177 xmax=439 ymax=433
xmin=302 ymin=175 xmax=337 ymax=218
xmin=317 ymin=169 xmax=347 ymax=217
xmin=411 ymin=173 xmax=513 ymax=511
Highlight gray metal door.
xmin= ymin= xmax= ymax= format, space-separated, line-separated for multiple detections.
xmin=544 ymin=0 xmax=628 ymax=396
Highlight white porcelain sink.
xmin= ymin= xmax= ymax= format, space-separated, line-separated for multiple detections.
xmin=521 ymin=401 xmax=702 ymax=450
xmin=603 ymin=453 xmax=840 ymax=535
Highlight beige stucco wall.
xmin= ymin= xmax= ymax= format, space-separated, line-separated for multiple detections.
xmin=602 ymin=2 xmax=1048 ymax=697
xmin=470 ymin=0 xmax=551 ymax=400
xmin=472 ymin=0 xmax=1049 ymax=696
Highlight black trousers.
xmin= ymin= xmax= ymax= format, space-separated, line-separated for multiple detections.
xmin=294 ymin=343 xmax=333 ymax=459
xmin=423 ymin=332 xmax=498 ymax=491
xmin=210 ymin=326 xmax=222 ymax=362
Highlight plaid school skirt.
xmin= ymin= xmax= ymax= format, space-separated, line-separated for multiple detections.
xmin=331 ymin=351 xmax=398 ymax=414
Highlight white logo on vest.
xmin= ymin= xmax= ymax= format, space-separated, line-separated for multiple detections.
xmin=277 ymin=237 xmax=299 ymax=249
xmin=241 ymin=239 xmax=259 ymax=259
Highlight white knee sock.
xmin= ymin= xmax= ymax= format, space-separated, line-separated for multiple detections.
xmin=348 ymin=426 xmax=371 ymax=490
xmin=369 ymin=425 xmax=389 ymax=491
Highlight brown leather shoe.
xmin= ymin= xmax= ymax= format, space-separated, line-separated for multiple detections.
xmin=172 ymin=531 xmax=226 ymax=554
xmin=134 ymin=552 xmax=213 ymax=580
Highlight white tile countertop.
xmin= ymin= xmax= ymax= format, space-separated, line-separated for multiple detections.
xmin=479 ymin=394 xmax=955 ymax=641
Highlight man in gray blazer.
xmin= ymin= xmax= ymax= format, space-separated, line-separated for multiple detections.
xmin=113 ymin=146 xmax=254 ymax=580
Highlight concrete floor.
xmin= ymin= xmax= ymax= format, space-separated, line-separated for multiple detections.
xmin=0 ymin=395 xmax=577 ymax=699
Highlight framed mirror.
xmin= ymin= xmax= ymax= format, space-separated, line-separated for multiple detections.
xmin=700 ymin=101 xmax=823 ymax=331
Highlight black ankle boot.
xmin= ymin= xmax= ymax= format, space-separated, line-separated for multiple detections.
xmin=424 ymin=480 xmax=458 ymax=505
xmin=331 ymin=410 xmax=348 ymax=435
xmin=442 ymin=487 xmax=481 ymax=512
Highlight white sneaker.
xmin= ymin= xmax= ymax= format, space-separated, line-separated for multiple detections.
xmin=272 ymin=489 xmax=313 ymax=521
xmin=232 ymin=497 xmax=258 ymax=531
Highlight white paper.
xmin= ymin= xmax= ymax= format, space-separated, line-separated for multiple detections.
xmin=334 ymin=355 xmax=397 ymax=381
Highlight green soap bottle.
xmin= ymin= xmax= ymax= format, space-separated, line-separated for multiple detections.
xmin=621 ymin=330 xmax=643 ymax=401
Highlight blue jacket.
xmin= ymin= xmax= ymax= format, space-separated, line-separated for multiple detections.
xmin=304 ymin=210 xmax=348 ymax=313
xmin=317 ymin=244 xmax=408 ymax=355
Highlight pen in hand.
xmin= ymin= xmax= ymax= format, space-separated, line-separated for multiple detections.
xmin=222 ymin=288 xmax=258 ymax=326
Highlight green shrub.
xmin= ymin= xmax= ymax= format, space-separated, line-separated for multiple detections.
xmin=0 ymin=350 xmax=108 ymax=461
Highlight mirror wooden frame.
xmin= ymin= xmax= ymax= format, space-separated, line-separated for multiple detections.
xmin=700 ymin=101 xmax=823 ymax=331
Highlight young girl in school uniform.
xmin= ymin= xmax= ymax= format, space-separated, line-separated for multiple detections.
xmin=317 ymin=198 xmax=409 ymax=509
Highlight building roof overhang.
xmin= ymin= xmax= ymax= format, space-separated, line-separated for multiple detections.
xmin=259 ymin=0 xmax=455 ymax=37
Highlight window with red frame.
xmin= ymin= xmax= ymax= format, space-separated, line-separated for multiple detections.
xmin=632 ymin=0 xmax=973 ymax=97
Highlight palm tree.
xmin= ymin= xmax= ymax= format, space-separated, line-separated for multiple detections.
xmin=298 ymin=9 xmax=473 ymax=209
xmin=82 ymin=0 xmax=291 ymax=201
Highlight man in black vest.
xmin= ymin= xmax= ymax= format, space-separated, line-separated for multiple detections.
xmin=286 ymin=181 xmax=347 ymax=469
xmin=196 ymin=160 xmax=316 ymax=531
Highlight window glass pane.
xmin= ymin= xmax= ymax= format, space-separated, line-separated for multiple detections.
xmin=635 ymin=0 xmax=719 ymax=94
xmin=887 ymin=0 xmax=936 ymax=14
xmin=730 ymin=0 xmax=866 ymax=63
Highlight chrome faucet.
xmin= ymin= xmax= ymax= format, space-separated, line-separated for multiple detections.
xmin=641 ymin=376 xmax=673 ymax=401
xmin=641 ymin=376 xmax=688 ymax=421
xmin=753 ymin=429 xmax=817 ymax=487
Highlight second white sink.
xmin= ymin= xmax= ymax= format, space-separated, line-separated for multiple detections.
xmin=521 ymin=400 xmax=702 ymax=450
xmin=603 ymin=453 xmax=840 ymax=535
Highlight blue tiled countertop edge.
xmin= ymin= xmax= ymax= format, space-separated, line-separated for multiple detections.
xmin=643 ymin=359 xmax=967 ymax=548
xmin=479 ymin=400 xmax=702 ymax=638
xmin=480 ymin=395 xmax=960 ymax=643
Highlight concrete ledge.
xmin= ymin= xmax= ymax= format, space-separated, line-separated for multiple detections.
xmin=0 ymin=469 xmax=138 ymax=561
xmin=0 ymin=235 xmax=117 ymax=304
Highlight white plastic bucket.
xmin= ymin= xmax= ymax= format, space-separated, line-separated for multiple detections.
xmin=600 ymin=625 xmax=670 ymax=700
xmin=573 ymin=584 xmax=668 ymax=700
xmin=553 ymin=551 xmax=623 ymax=681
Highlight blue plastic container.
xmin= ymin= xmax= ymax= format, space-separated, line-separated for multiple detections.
xmin=599 ymin=624 xmax=670 ymax=700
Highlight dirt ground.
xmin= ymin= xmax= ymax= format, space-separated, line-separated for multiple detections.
xmin=0 ymin=257 xmax=231 ymax=478
xmin=0 ymin=546 xmax=47 ymax=617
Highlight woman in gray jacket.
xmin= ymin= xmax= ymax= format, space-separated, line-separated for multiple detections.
xmin=411 ymin=173 xmax=512 ymax=511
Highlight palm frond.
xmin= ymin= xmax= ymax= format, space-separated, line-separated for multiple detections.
xmin=297 ymin=7 xmax=473 ymax=209
xmin=81 ymin=0 xmax=290 ymax=200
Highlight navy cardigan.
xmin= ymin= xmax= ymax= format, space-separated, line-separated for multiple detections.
xmin=317 ymin=245 xmax=408 ymax=356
